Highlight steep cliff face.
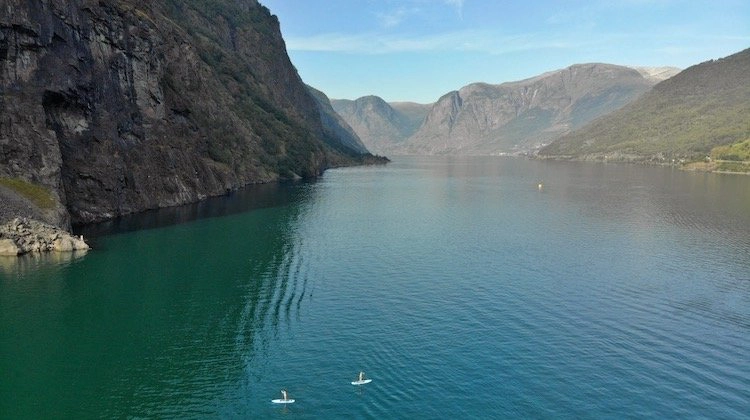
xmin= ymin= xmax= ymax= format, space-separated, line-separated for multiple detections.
xmin=401 ymin=63 xmax=657 ymax=155
xmin=306 ymin=85 xmax=369 ymax=156
xmin=0 ymin=0 xmax=376 ymax=226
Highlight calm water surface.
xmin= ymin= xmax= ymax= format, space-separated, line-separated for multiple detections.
xmin=1 ymin=156 xmax=749 ymax=418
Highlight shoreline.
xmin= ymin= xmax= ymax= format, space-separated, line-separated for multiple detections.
xmin=534 ymin=154 xmax=750 ymax=175
xmin=0 ymin=157 xmax=390 ymax=254
xmin=0 ymin=218 xmax=90 ymax=256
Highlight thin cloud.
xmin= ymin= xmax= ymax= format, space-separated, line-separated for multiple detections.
xmin=443 ymin=0 xmax=465 ymax=17
xmin=376 ymin=6 xmax=421 ymax=28
xmin=376 ymin=1 xmax=464 ymax=28
xmin=285 ymin=13 xmax=750 ymax=57
xmin=285 ymin=29 xmax=578 ymax=55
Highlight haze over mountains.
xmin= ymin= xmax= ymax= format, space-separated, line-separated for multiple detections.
xmin=306 ymin=85 xmax=370 ymax=156
xmin=540 ymin=48 xmax=750 ymax=162
xmin=333 ymin=47 xmax=749 ymax=167
xmin=333 ymin=64 xmax=679 ymax=156
xmin=330 ymin=97 xmax=430 ymax=155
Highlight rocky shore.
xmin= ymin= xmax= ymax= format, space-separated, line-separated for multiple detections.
xmin=0 ymin=218 xmax=89 ymax=256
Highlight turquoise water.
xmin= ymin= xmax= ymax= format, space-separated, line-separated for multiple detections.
xmin=1 ymin=156 xmax=749 ymax=418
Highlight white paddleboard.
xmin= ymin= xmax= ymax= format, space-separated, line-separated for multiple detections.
xmin=272 ymin=399 xmax=295 ymax=404
xmin=351 ymin=379 xmax=372 ymax=385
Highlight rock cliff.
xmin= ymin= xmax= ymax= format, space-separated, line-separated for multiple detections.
xmin=400 ymin=63 xmax=658 ymax=155
xmin=306 ymin=85 xmax=370 ymax=156
xmin=0 ymin=0 xmax=379 ymax=227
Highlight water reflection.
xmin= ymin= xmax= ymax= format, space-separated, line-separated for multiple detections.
xmin=233 ymin=199 xmax=316 ymax=379
xmin=0 ymin=250 xmax=88 ymax=277
xmin=126 ymin=184 xmax=318 ymax=417
xmin=519 ymin=160 xmax=750 ymax=235
xmin=76 ymin=180 xmax=315 ymax=238
xmin=0 ymin=179 xmax=319 ymax=418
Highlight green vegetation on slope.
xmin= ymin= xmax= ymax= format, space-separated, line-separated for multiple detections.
xmin=161 ymin=0 xmax=323 ymax=177
xmin=158 ymin=0 xmax=373 ymax=179
xmin=711 ymin=138 xmax=750 ymax=161
xmin=708 ymin=138 xmax=750 ymax=173
xmin=714 ymin=161 xmax=750 ymax=173
xmin=0 ymin=178 xmax=56 ymax=209
xmin=539 ymin=48 xmax=750 ymax=162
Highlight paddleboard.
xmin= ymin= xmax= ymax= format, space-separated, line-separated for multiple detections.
xmin=351 ymin=379 xmax=372 ymax=385
xmin=272 ymin=399 xmax=295 ymax=404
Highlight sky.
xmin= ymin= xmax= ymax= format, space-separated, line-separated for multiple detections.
xmin=263 ymin=0 xmax=750 ymax=104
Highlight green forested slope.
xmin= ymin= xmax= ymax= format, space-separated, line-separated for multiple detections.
xmin=539 ymin=48 xmax=750 ymax=162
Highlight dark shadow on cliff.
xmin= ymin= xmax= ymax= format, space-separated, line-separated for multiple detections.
xmin=76 ymin=180 xmax=316 ymax=239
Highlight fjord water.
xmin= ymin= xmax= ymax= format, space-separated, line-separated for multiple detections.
xmin=1 ymin=156 xmax=749 ymax=418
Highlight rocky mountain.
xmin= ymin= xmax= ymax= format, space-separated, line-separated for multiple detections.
xmin=306 ymin=85 xmax=370 ymax=156
xmin=331 ymin=97 xmax=431 ymax=155
xmin=391 ymin=102 xmax=433 ymax=139
xmin=0 ymin=0 xmax=381 ymax=228
xmin=630 ymin=66 xmax=681 ymax=83
xmin=400 ymin=63 xmax=660 ymax=155
xmin=539 ymin=48 xmax=750 ymax=162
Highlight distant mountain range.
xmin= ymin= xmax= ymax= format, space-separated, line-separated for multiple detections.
xmin=333 ymin=64 xmax=679 ymax=156
xmin=631 ymin=66 xmax=684 ymax=83
xmin=539 ymin=48 xmax=750 ymax=163
xmin=330 ymin=97 xmax=430 ymax=155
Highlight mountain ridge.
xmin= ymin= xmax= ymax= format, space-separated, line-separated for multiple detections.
xmin=333 ymin=62 xmax=673 ymax=156
xmin=401 ymin=63 xmax=660 ymax=155
xmin=539 ymin=48 xmax=750 ymax=163
xmin=331 ymin=97 xmax=431 ymax=155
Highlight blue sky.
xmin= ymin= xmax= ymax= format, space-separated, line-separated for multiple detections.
xmin=263 ymin=0 xmax=750 ymax=103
